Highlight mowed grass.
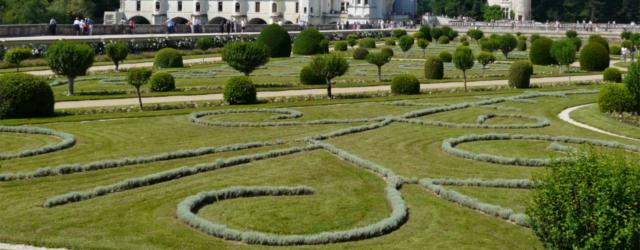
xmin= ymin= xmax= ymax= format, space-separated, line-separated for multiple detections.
xmin=1 ymin=85 xmax=635 ymax=249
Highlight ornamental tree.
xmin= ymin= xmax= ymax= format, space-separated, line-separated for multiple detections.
xmin=476 ymin=51 xmax=496 ymax=76
xmin=46 ymin=41 xmax=95 ymax=96
xmin=127 ymin=68 xmax=153 ymax=109
xmin=105 ymin=42 xmax=129 ymax=71
xmin=550 ymin=39 xmax=577 ymax=76
xmin=366 ymin=52 xmax=391 ymax=82
xmin=467 ymin=29 xmax=484 ymax=43
xmin=498 ymin=34 xmax=518 ymax=59
xmin=195 ymin=38 xmax=212 ymax=63
xmin=453 ymin=46 xmax=475 ymax=91
xmin=4 ymin=48 xmax=31 ymax=72
xmin=398 ymin=35 xmax=415 ymax=54
xmin=417 ymin=39 xmax=430 ymax=56
xmin=307 ymin=53 xmax=349 ymax=98
xmin=222 ymin=42 xmax=270 ymax=76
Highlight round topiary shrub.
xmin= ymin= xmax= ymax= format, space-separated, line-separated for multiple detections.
xmin=149 ymin=72 xmax=176 ymax=92
xmin=508 ymin=60 xmax=533 ymax=89
xmin=568 ymin=37 xmax=582 ymax=51
xmin=529 ymin=37 xmax=555 ymax=65
xmin=438 ymin=36 xmax=450 ymax=44
xmin=517 ymin=37 xmax=527 ymax=51
xmin=579 ymin=42 xmax=610 ymax=71
xmin=588 ymin=35 xmax=610 ymax=53
xmin=385 ymin=39 xmax=396 ymax=46
xmin=358 ymin=38 xmax=377 ymax=49
xmin=352 ymin=48 xmax=369 ymax=60
xmin=154 ymin=48 xmax=184 ymax=68
xmin=334 ymin=41 xmax=348 ymax=51
xmin=603 ymin=67 xmax=623 ymax=83
xmin=430 ymin=28 xmax=443 ymax=42
xmin=566 ymin=30 xmax=578 ymax=38
xmin=392 ymin=29 xmax=408 ymax=38
xmin=318 ymin=38 xmax=330 ymax=54
xmin=300 ymin=65 xmax=324 ymax=85
xmin=439 ymin=51 xmax=452 ymax=62
xmin=292 ymin=28 xmax=326 ymax=55
xmin=424 ymin=56 xmax=444 ymax=80
xmin=381 ymin=47 xmax=394 ymax=58
xmin=391 ymin=74 xmax=420 ymax=95
xmin=598 ymin=84 xmax=634 ymax=113
xmin=0 ymin=73 xmax=54 ymax=119
xmin=223 ymin=76 xmax=257 ymax=105
xmin=610 ymin=45 xmax=621 ymax=55
xmin=256 ymin=24 xmax=292 ymax=58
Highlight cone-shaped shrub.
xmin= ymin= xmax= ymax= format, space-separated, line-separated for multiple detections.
xmin=424 ymin=56 xmax=444 ymax=80
xmin=508 ymin=61 xmax=533 ymax=89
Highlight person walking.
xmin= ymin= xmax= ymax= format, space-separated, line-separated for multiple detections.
xmin=79 ymin=19 xmax=86 ymax=35
xmin=128 ymin=19 xmax=136 ymax=34
xmin=48 ymin=18 xmax=57 ymax=35
xmin=240 ymin=19 xmax=246 ymax=33
xmin=622 ymin=46 xmax=628 ymax=63
xmin=119 ymin=17 xmax=127 ymax=34
xmin=86 ymin=17 xmax=94 ymax=35
xmin=187 ymin=20 xmax=194 ymax=33
xmin=73 ymin=17 xmax=81 ymax=35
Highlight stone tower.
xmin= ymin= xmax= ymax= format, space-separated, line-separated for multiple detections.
xmin=486 ymin=0 xmax=531 ymax=21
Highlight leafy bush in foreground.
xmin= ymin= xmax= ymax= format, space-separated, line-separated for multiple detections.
xmin=0 ymin=73 xmax=54 ymax=119
xmin=598 ymin=84 xmax=634 ymax=113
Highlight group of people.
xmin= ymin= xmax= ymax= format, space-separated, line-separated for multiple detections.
xmin=72 ymin=17 xmax=94 ymax=36
xmin=621 ymin=46 xmax=637 ymax=63
xmin=216 ymin=20 xmax=247 ymax=34
xmin=119 ymin=17 xmax=137 ymax=34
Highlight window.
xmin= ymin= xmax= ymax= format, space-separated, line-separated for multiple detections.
xmin=357 ymin=0 xmax=360 ymax=4
xmin=195 ymin=2 xmax=201 ymax=12
xmin=136 ymin=0 xmax=141 ymax=11
xmin=341 ymin=2 xmax=345 ymax=11
xmin=178 ymin=1 xmax=183 ymax=11
xmin=303 ymin=7 xmax=307 ymax=14
xmin=155 ymin=1 xmax=160 ymax=11
xmin=218 ymin=2 xmax=223 ymax=12
xmin=310 ymin=7 xmax=313 ymax=13
xmin=295 ymin=2 xmax=299 ymax=13
xmin=255 ymin=2 xmax=260 ymax=12
xmin=272 ymin=3 xmax=277 ymax=13
xmin=364 ymin=0 xmax=368 ymax=5
xmin=235 ymin=2 xmax=240 ymax=12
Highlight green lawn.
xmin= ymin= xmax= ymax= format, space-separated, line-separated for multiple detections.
xmin=2 ymin=84 xmax=638 ymax=249
xmin=571 ymin=104 xmax=640 ymax=139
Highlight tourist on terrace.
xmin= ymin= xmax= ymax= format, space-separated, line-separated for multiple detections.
xmin=128 ymin=19 xmax=136 ymax=34
xmin=86 ymin=18 xmax=94 ymax=36
xmin=119 ymin=17 xmax=127 ymax=34
xmin=622 ymin=46 xmax=628 ymax=63
xmin=187 ymin=20 xmax=193 ymax=33
xmin=48 ymin=18 xmax=57 ymax=35
xmin=73 ymin=17 xmax=81 ymax=35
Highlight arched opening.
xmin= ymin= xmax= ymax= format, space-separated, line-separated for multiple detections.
xmin=171 ymin=17 xmax=190 ymax=24
xmin=272 ymin=3 xmax=278 ymax=13
xmin=248 ymin=18 xmax=267 ymax=24
xmin=209 ymin=16 xmax=228 ymax=24
xmin=284 ymin=20 xmax=293 ymax=24
xmin=129 ymin=16 xmax=151 ymax=24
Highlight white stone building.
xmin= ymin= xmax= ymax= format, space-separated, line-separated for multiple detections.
xmin=112 ymin=0 xmax=416 ymax=25
xmin=487 ymin=0 xmax=531 ymax=21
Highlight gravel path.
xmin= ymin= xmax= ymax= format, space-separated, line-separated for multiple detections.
xmin=558 ymin=104 xmax=640 ymax=142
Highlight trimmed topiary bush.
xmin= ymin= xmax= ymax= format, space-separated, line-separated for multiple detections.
xmin=292 ymin=28 xmax=326 ymax=55
xmin=603 ymin=67 xmax=623 ymax=83
xmin=46 ymin=41 xmax=95 ymax=96
xmin=149 ymin=72 xmax=176 ymax=92
xmin=392 ymin=29 xmax=407 ymax=38
xmin=530 ymin=37 xmax=555 ymax=65
xmin=419 ymin=26 xmax=432 ymax=41
xmin=154 ymin=48 xmax=184 ymax=68
xmin=391 ymin=74 xmax=420 ymax=95
xmin=300 ymin=66 xmax=324 ymax=85
xmin=517 ymin=36 xmax=527 ymax=51
xmin=346 ymin=34 xmax=358 ymax=47
xmin=438 ymin=36 xmax=450 ymax=44
xmin=467 ymin=29 xmax=484 ymax=42
xmin=430 ymin=28 xmax=443 ymax=42
xmin=588 ymin=35 xmax=610 ymax=54
xmin=610 ymin=45 xmax=621 ymax=55
xmin=385 ymin=39 xmax=396 ymax=46
xmin=105 ymin=42 xmax=129 ymax=71
xmin=222 ymin=42 xmax=270 ymax=76
xmin=0 ymin=73 xmax=54 ymax=119
xmin=381 ymin=47 xmax=394 ymax=58
xmin=256 ymin=24 xmax=292 ymax=57
xmin=579 ymin=42 xmax=610 ymax=71
xmin=480 ymin=37 xmax=499 ymax=52
xmin=398 ymin=35 xmax=415 ymax=53
xmin=224 ymin=76 xmax=257 ymax=104
xmin=334 ymin=41 xmax=348 ymax=51
xmin=4 ymin=48 xmax=31 ymax=72
xmin=598 ymin=84 xmax=633 ymax=113
xmin=565 ymin=30 xmax=578 ymax=38
xmin=439 ymin=51 xmax=452 ymax=62
xmin=424 ymin=56 xmax=444 ymax=80
xmin=508 ymin=60 xmax=533 ymax=89
xmin=352 ymin=48 xmax=369 ymax=60
xmin=319 ymin=39 xmax=330 ymax=54
xmin=412 ymin=31 xmax=425 ymax=39
xmin=358 ymin=38 xmax=376 ymax=49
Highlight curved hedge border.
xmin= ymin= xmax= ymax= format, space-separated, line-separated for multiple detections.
xmin=190 ymin=109 xmax=381 ymax=127
xmin=0 ymin=140 xmax=286 ymax=181
xmin=420 ymin=179 xmax=529 ymax=226
xmin=396 ymin=113 xmax=549 ymax=129
xmin=425 ymin=178 xmax=533 ymax=188
xmin=0 ymin=126 xmax=76 ymax=160
xmin=442 ymin=134 xmax=640 ymax=167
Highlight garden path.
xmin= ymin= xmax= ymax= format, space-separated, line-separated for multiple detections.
xmin=558 ymin=104 xmax=640 ymax=142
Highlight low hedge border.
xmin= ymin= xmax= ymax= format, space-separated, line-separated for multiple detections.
xmin=396 ymin=113 xmax=549 ymax=129
xmin=425 ymin=178 xmax=533 ymax=188
xmin=0 ymin=126 xmax=76 ymax=160
xmin=442 ymin=133 xmax=640 ymax=167
xmin=190 ymin=109 xmax=382 ymax=127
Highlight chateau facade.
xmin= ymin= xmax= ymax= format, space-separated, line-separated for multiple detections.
xmin=486 ymin=0 xmax=532 ymax=21
xmin=115 ymin=0 xmax=416 ymax=25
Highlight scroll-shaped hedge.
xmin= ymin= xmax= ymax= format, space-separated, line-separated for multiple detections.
xmin=425 ymin=178 xmax=533 ymax=188
xmin=190 ymin=109 xmax=380 ymax=127
xmin=0 ymin=126 xmax=76 ymax=160
xmin=397 ymin=112 xmax=549 ymax=129
xmin=442 ymin=134 xmax=640 ymax=167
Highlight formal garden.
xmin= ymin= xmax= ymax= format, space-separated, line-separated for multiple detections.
xmin=0 ymin=25 xmax=639 ymax=249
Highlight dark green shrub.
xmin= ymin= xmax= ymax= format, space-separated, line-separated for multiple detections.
xmin=105 ymin=42 xmax=129 ymax=71
xmin=391 ymin=74 xmax=420 ymax=95
xmin=589 ymin=35 xmax=610 ymax=53
xmin=424 ymin=56 xmax=444 ymax=80
xmin=568 ymin=37 xmax=582 ymax=51
xmin=367 ymin=52 xmax=391 ymax=82
xmin=439 ymin=51 xmax=452 ymax=62
xmin=392 ymin=29 xmax=407 ymax=38
xmin=334 ymin=41 xmax=348 ymax=51
xmin=319 ymin=38 xmax=330 ymax=54
xmin=529 ymin=37 xmax=555 ymax=66
xmin=498 ymin=33 xmax=518 ymax=59
xmin=610 ymin=45 xmax=621 ymax=55
xmin=528 ymin=152 xmax=640 ymax=250
xmin=477 ymin=51 xmax=496 ymax=72
xmin=565 ymin=30 xmax=578 ymax=38
xmin=398 ymin=35 xmax=415 ymax=52
xmin=430 ymin=28 xmax=443 ymax=42
xmin=441 ymin=26 xmax=453 ymax=39
xmin=467 ymin=29 xmax=484 ymax=42
xmin=508 ymin=60 xmax=533 ymax=88
xmin=621 ymin=31 xmax=632 ymax=40
xmin=517 ymin=37 xmax=527 ymax=51
xmin=448 ymin=30 xmax=459 ymax=40
xmin=358 ymin=38 xmax=376 ymax=49
xmin=462 ymin=41 xmax=470 ymax=46
xmin=4 ymin=48 xmax=31 ymax=72
xmin=438 ymin=36 xmax=450 ymax=44
xmin=224 ymin=76 xmax=257 ymax=104
xmin=413 ymin=31 xmax=425 ymax=39
xmin=222 ymin=42 xmax=270 ymax=76
xmin=154 ymin=48 xmax=184 ymax=68
xmin=346 ymin=34 xmax=358 ymax=47
xmin=149 ymin=72 xmax=176 ymax=92
xmin=550 ymin=39 xmax=577 ymax=72
xmin=352 ymin=48 xmax=369 ymax=60
xmin=579 ymin=42 xmax=610 ymax=71
xmin=0 ymin=73 xmax=54 ymax=119
xmin=385 ymin=39 xmax=396 ymax=46
xmin=626 ymin=62 xmax=640 ymax=111
xmin=127 ymin=67 xmax=153 ymax=109
xmin=598 ymin=84 xmax=633 ymax=112
xmin=603 ymin=67 xmax=623 ymax=83
xmin=381 ymin=47 xmax=394 ymax=58
xmin=46 ymin=41 xmax=95 ymax=96
xmin=299 ymin=66 xmax=324 ymax=85
xmin=530 ymin=33 xmax=541 ymax=43
xmin=292 ymin=28 xmax=326 ymax=55
xmin=419 ymin=26 xmax=432 ymax=41
xmin=480 ymin=37 xmax=498 ymax=52
xmin=307 ymin=53 xmax=349 ymax=98
xmin=256 ymin=24 xmax=292 ymax=57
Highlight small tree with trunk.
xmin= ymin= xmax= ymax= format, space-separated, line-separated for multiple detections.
xmin=498 ymin=33 xmax=518 ymax=59
xmin=4 ymin=48 xmax=31 ymax=72
xmin=307 ymin=53 xmax=349 ymax=98
xmin=453 ymin=46 xmax=475 ymax=91
xmin=417 ymin=39 xmax=430 ymax=57
xmin=46 ymin=41 xmax=95 ymax=96
xmin=467 ymin=29 xmax=484 ymax=44
xmin=551 ymin=39 xmax=577 ymax=79
xmin=366 ymin=52 xmax=391 ymax=82
xmin=222 ymin=41 xmax=270 ymax=76
xmin=195 ymin=38 xmax=212 ymax=63
xmin=127 ymin=68 xmax=153 ymax=109
xmin=105 ymin=42 xmax=129 ymax=71
xmin=398 ymin=35 xmax=415 ymax=55
xmin=476 ymin=51 xmax=496 ymax=77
